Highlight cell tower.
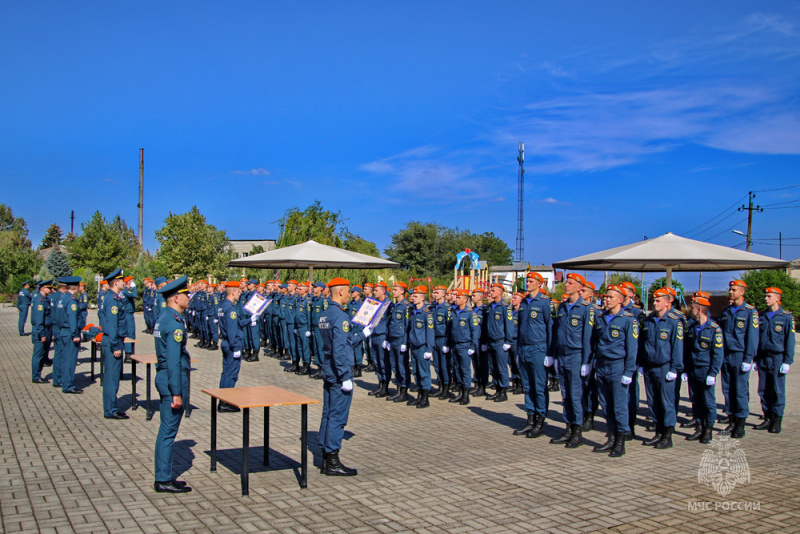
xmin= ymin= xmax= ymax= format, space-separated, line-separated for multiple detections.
xmin=515 ymin=142 xmax=525 ymax=263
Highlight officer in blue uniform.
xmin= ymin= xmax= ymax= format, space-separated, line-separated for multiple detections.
xmin=591 ymin=285 xmax=638 ymax=458
xmin=718 ymin=280 xmax=759 ymax=438
xmin=347 ymin=285 xmax=364 ymax=377
xmin=407 ymin=285 xmax=435 ymax=408
xmin=551 ymin=273 xmax=594 ymax=448
xmin=620 ymin=281 xmax=645 ymax=439
xmin=77 ymin=282 xmax=89 ymax=330
xmin=206 ymin=283 xmax=221 ymax=350
xmin=581 ymin=281 xmax=602 ymax=430
xmin=271 ymin=281 xmax=286 ymax=359
xmin=430 ymin=285 xmax=452 ymax=399
xmin=639 ymin=288 xmax=684 ymax=449
xmin=17 ymin=280 xmax=32 ymax=336
xmin=485 ymin=283 xmax=516 ymax=403
xmin=121 ymin=276 xmax=137 ymax=362
xmin=386 ymin=282 xmax=411 ymax=403
xmin=513 ymin=272 xmax=554 ymax=438
xmin=295 ymin=282 xmax=314 ymax=374
xmin=153 ymin=277 xmax=168 ymax=326
xmin=55 ymin=276 xmax=84 ymax=394
xmin=368 ymin=281 xmax=392 ymax=397
xmin=153 ymin=275 xmax=193 ymax=493
xmin=282 ymin=280 xmax=300 ymax=369
xmin=217 ymin=281 xmax=250 ymax=412
xmin=470 ymin=289 xmax=490 ymax=396
xmin=446 ymin=289 xmax=480 ymax=405
xmin=508 ymin=291 xmax=524 ymax=395
xmin=754 ymin=287 xmax=794 ymax=434
xmin=141 ymin=278 xmax=154 ymax=334
xmin=318 ymin=277 xmax=372 ymax=476
xmin=31 ymin=280 xmax=53 ymax=383
xmin=683 ymin=295 xmax=723 ymax=444
xmin=101 ymin=269 xmax=129 ymax=419
xmin=50 ymin=281 xmax=67 ymax=388
xmin=361 ymin=283 xmax=376 ymax=371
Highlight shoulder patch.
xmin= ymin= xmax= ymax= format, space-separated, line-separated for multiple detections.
xmin=323 ymin=300 xmax=328 ymax=309
xmin=342 ymin=320 xmax=350 ymax=333
xmin=622 ymin=310 xmax=633 ymax=317
xmin=161 ymin=301 xmax=166 ymax=308
xmin=71 ymin=303 xmax=77 ymax=311
xmin=111 ymin=306 xmax=118 ymax=315
xmin=632 ymin=321 xmax=639 ymax=339
xmin=174 ymin=329 xmax=184 ymax=342
xmin=230 ymin=311 xmax=237 ymax=320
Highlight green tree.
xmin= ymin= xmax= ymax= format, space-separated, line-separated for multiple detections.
xmin=741 ymin=269 xmax=800 ymax=316
xmin=40 ymin=223 xmax=63 ymax=249
xmin=45 ymin=249 xmax=72 ymax=278
xmin=66 ymin=211 xmax=141 ymax=275
xmin=154 ymin=206 xmax=232 ymax=280
xmin=0 ymin=204 xmax=41 ymax=293
xmin=598 ymin=272 xmax=640 ymax=295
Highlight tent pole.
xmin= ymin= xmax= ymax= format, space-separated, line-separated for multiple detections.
xmin=309 ymin=265 xmax=314 ymax=283
xmin=666 ymin=267 xmax=673 ymax=288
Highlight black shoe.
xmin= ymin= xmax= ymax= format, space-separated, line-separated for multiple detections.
xmin=123 ymin=356 xmax=132 ymax=364
xmin=386 ymin=387 xmax=401 ymax=401
xmin=416 ymin=390 xmax=430 ymax=409
xmin=154 ymin=480 xmax=191 ymax=493
xmin=32 ymin=378 xmax=50 ymax=384
xmin=718 ymin=415 xmax=731 ymax=425
xmin=470 ymin=384 xmax=486 ymax=397
xmin=249 ymin=352 xmax=260 ymax=362
xmin=514 ymin=413 xmax=536 ymax=435
xmin=409 ymin=384 xmax=418 ymax=393
xmin=43 ymin=359 xmax=53 ymax=367
xmin=724 ymin=416 xmax=737 ymax=433
xmin=593 ymin=434 xmax=616 ymax=453
xmin=686 ymin=422 xmax=703 ymax=441
xmin=643 ymin=426 xmax=663 ymax=446
xmin=285 ymin=363 xmax=299 ymax=373
xmin=731 ymin=417 xmax=746 ymax=438
xmin=769 ymin=415 xmax=783 ymax=434
xmin=459 ymin=386 xmax=470 ymax=406
xmin=754 ymin=412 xmax=772 ymax=430
xmin=368 ymin=381 xmax=383 ymax=396
xmin=624 ymin=429 xmax=635 ymax=441
xmin=323 ymin=450 xmax=357 ymax=476
xmin=406 ymin=393 xmax=420 ymax=406
xmin=209 ymin=342 xmax=218 ymax=351
xmin=550 ymin=424 xmax=573 ymax=444
xmin=450 ymin=386 xmax=464 ymax=403
xmin=394 ymin=387 xmax=409 ymax=403
xmin=700 ymin=422 xmax=714 ymax=444
xmin=609 ymin=432 xmax=626 ymax=457
xmin=64 ymin=389 xmax=83 ymax=394
xmin=363 ymin=363 xmax=376 ymax=372
xmin=437 ymin=383 xmax=451 ymax=400
xmin=297 ymin=364 xmax=310 ymax=376
xmin=218 ymin=402 xmax=240 ymax=413
xmin=352 ymin=366 xmax=362 ymax=378
xmin=310 ymin=369 xmax=323 ymax=379
xmin=653 ymin=426 xmax=674 ymax=449
xmin=582 ymin=413 xmax=594 ymax=432
xmin=105 ymin=413 xmax=130 ymax=420
xmin=565 ymin=424 xmax=584 ymax=448
xmin=680 ymin=419 xmax=698 ymax=428
xmin=373 ymin=382 xmax=389 ymax=398
xmin=525 ymin=414 xmax=545 ymax=438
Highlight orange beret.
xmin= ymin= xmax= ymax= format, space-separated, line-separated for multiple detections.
xmin=376 ymin=281 xmax=388 ymax=289
xmin=288 ymin=280 xmax=298 ymax=285
xmin=433 ymin=285 xmax=447 ymax=292
xmin=694 ymin=296 xmax=711 ymax=307
xmin=124 ymin=276 xmax=133 ymax=283
xmin=585 ymin=281 xmax=596 ymax=290
xmin=394 ymin=281 xmax=408 ymax=290
xmin=619 ymin=281 xmax=636 ymax=293
xmin=730 ymin=280 xmax=747 ymax=289
xmin=567 ymin=273 xmax=586 ymax=286
xmin=652 ymin=288 xmax=670 ymax=299
xmin=561 ymin=294 xmax=569 ymax=301
xmin=240 ymin=277 xmax=248 ymax=282
xmin=456 ymin=289 xmax=470 ymax=297
xmin=198 ymin=279 xmax=208 ymax=284
xmin=491 ymin=283 xmax=505 ymax=291
xmin=413 ymin=285 xmax=427 ymax=294
xmin=210 ymin=283 xmax=217 ymax=288
xmin=693 ymin=291 xmax=710 ymax=299
xmin=100 ymin=280 xmax=108 ymax=285
xmin=526 ymin=272 xmax=545 ymax=283
xmin=472 ymin=287 xmax=485 ymax=294
xmin=79 ymin=282 xmax=86 ymax=286
xmin=765 ymin=287 xmax=782 ymax=295
xmin=327 ymin=277 xmax=350 ymax=287
xmin=606 ymin=284 xmax=626 ymax=297
xmin=144 ymin=277 xmax=152 ymax=282
xmin=515 ymin=291 xmax=527 ymax=298
xmin=364 ymin=283 xmax=374 ymax=288
xmin=224 ymin=281 xmax=240 ymax=288
xmin=666 ymin=288 xmax=677 ymax=297
xmin=258 ymin=283 xmax=265 ymax=287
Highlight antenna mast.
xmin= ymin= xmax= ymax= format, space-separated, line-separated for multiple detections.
xmin=515 ymin=142 xmax=525 ymax=263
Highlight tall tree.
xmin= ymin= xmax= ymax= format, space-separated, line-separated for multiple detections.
xmin=40 ymin=223 xmax=63 ymax=249
xmin=742 ymin=269 xmax=800 ymax=316
xmin=0 ymin=204 xmax=41 ymax=292
xmin=45 ymin=248 xmax=72 ymax=278
xmin=66 ymin=211 xmax=141 ymax=275
xmin=276 ymin=200 xmax=345 ymax=248
xmin=154 ymin=206 xmax=232 ymax=280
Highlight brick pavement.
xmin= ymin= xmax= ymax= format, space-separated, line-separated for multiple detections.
xmin=1 ymin=306 xmax=799 ymax=533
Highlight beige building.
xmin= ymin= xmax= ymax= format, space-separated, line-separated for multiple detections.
xmin=229 ymin=239 xmax=277 ymax=259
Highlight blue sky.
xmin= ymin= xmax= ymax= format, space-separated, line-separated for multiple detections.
xmin=3 ymin=1 xmax=800 ymax=290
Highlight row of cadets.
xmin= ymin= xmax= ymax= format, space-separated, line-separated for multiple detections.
xmin=142 ymin=278 xmax=156 ymax=334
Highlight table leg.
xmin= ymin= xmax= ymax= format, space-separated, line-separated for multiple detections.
xmin=99 ymin=343 xmax=104 ymax=381
xmin=185 ymin=368 xmax=191 ymax=419
xmin=211 ymin=397 xmax=217 ymax=472
xmin=264 ymin=407 xmax=269 ymax=466
xmin=242 ymin=407 xmax=250 ymax=496
xmin=301 ymin=404 xmax=308 ymax=489
xmin=146 ymin=364 xmax=152 ymax=421
xmin=90 ymin=341 xmax=96 ymax=381
xmin=131 ymin=360 xmax=138 ymax=410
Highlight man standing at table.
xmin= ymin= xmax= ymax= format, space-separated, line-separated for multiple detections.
xmin=17 ymin=280 xmax=32 ymax=336
xmin=153 ymin=275 xmax=192 ymax=493
xmin=31 ymin=280 xmax=53 ymax=383
xmin=217 ymin=281 xmax=249 ymax=413
xmin=56 ymin=276 xmax=84 ymax=394
xmin=101 ymin=269 xmax=129 ymax=419
xmin=318 ymin=277 xmax=373 ymax=476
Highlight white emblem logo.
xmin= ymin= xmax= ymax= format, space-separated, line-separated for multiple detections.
xmin=698 ymin=434 xmax=750 ymax=497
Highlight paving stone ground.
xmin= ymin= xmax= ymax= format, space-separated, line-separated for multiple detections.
xmin=1 ymin=306 xmax=799 ymax=533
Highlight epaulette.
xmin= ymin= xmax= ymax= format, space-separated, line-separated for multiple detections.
xmin=667 ymin=310 xmax=680 ymax=320
xmin=622 ymin=310 xmax=634 ymax=317
xmin=744 ymin=303 xmax=755 ymax=309
xmin=579 ymin=300 xmax=588 ymax=306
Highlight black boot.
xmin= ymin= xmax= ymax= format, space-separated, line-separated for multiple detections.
xmin=643 ymin=425 xmax=663 ymax=446
xmin=368 ymin=381 xmax=383 ymax=396
xmin=723 ymin=415 xmax=736 ymax=431
xmin=459 ymin=386 xmax=470 ymax=405
xmin=450 ymin=386 xmax=464 ymax=403
xmin=295 ymin=363 xmax=305 ymax=375
xmin=565 ymin=424 xmax=583 ymax=448
xmin=700 ymin=421 xmax=713 ymax=443
xmin=438 ymin=383 xmax=451 ymax=400
xmin=686 ymin=421 xmax=703 ymax=441
xmin=609 ymin=432 xmax=626 ymax=457
xmin=492 ymin=387 xmax=508 ymax=403
xmin=525 ymin=414 xmax=545 ymax=438
xmin=769 ymin=415 xmax=783 ymax=434
xmin=386 ymin=386 xmax=402 ymax=402
xmin=310 ymin=367 xmax=323 ymax=379
xmin=550 ymin=424 xmax=573 ymax=444
xmin=320 ymin=451 xmax=328 ymax=472
xmin=754 ymin=412 xmax=772 ymax=430
xmin=285 ymin=362 xmax=299 ymax=373
xmin=374 ymin=381 xmax=389 ymax=399
xmin=363 ymin=362 xmax=376 ymax=372
xmin=513 ymin=413 xmax=536 ymax=435
xmin=582 ymin=413 xmax=594 ymax=432
xmin=470 ymin=383 xmax=486 ymax=397
xmin=209 ymin=341 xmax=218 ymax=351
xmin=680 ymin=419 xmax=698 ymax=428
xmin=297 ymin=363 xmax=310 ymax=375
xmin=406 ymin=391 xmax=420 ymax=406
xmin=323 ymin=450 xmax=357 ymax=476
xmin=718 ymin=414 xmax=730 ymax=424
xmin=353 ymin=365 xmax=362 ymax=378
xmin=593 ymin=433 xmax=616 ymax=453
xmin=654 ymin=426 xmax=674 ymax=449
xmin=394 ymin=387 xmax=409 ymax=403
xmin=416 ymin=390 xmax=430 ymax=409
xmin=731 ymin=417 xmax=746 ymax=438
xmin=248 ymin=350 xmax=259 ymax=362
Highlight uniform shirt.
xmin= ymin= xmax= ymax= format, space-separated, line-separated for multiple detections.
xmin=516 ymin=292 xmax=554 ymax=353
xmin=553 ymin=296 xmax=594 ymax=365
xmin=78 ymin=291 xmax=89 ymax=330
xmin=472 ymin=304 xmax=488 ymax=345
xmin=121 ymin=286 xmax=137 ymax=337
xmin=219 ymin=298 xmax=248 ymax=352
xmin=370 ymin=296 xmax=389 ymax=337
xmin=432 ymin=301 xmax=450 ymax=338
xmin=758 ymin=306 xmax=795 ymax=365
xmin=154 ymin=308 xmax=191 ymax=396
xmin=639 ymin=309 xmax=684 ymax=372
xmin=319 ymin=301 xmax=369 ymax=383
xmin=50 ymin=291 xmax=65 ymax=337
xmin=154 ymin=293 xmax=167 ymax=323
xmin=592 ymin=308 xmax=638 ymax=377
xmin=347 ymin=297 xmax=363 ymax=334
xmin=31 ymin=293 xmax=51 ymax=339
xmin=486 ymin=301 xmax=515 ymax=344
xmin=447 ymin=306 xmax=479 ymax=349
xmin=54 ymin=292 xmax=79 ymax=339
xmin=100 ymin=291 xmax=126 ymax=352
xmin=719 ymin=302 xmax=759 ymax=361
xmin=408 ymin=305 xmax=434 ymax=351
xmin=17 ymin=287 xmax=31 ymax=310
xmin=284 ymin=294 xmax=297 ymax=326
xmin=684 ymin=318 xmax=724 ymax=374
xmin=296 ymin=295 xmax=312 ymax=331
xmin=387 ymin=298 xmax=410 ymax=344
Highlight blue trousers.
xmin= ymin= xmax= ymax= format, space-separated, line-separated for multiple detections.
xmin=274 ymin=319 xmax=285 ymax=350
xmin=453 ymin=343 xmax=472 ymax=388
xmin=364 ymin=335 xmax=373 ymax=363
xmin=319 ymin=381 xmax=353 ymax=454
xmin=282 ymin=323 xmax=294 ymax=357
xmin=249 ymin=323 xmax=261 ymax=352
xmin=51 ymin=329 xmax=63 ymax=387
xmin=102 ymin=344 xmax=123 ymax=417
xmin=31 ymin=334 xmax=47 ymax=381
xmin=312 ymin=328 xmax=323 ymax=364
xmin=557 ymin=352 xmax=585 ymax=425
xmin=643 ymin=364 xmax=677 ymax=427
xmin=432 ymin=337 xmax=449 ymax=385
xmin=488 ymin=340 xmax=510 ymax=388
xmin=370 ymin=336 xmax=391 ymax=383
xmin=60 ymin=337 xmax=80 ymax=392
xmin=689 ymin=368 xmax=717 ymax=423
xmin=517 ymin=345 xmax=549 ymax=417
xmin=721 ymin=351 xmax=750 ymax=418
xmin=582 ymin=371 xmax=599 ymax=417
xmin=756 ymin=354 xmax=787 ymax=417
xmin=389 ymin=342 xmax=410 ymax=388
xmin=472 ymin=346 xmax=490 ymax=385
xmin=628 ymin=372 xmax=640 ymax=428
xmin=352 ymin=336 xmax=363 ymax=367
xmin=207 ymin=315 xmax=219 ymax=343
xmin=296 ymin=331 xmax=311 ymax=364
xmin=596 ymin=359 xmax=630 ymax=433
xmin=18 ymin=306 xmax=29 ymax=335
xmin=410 ymin=346 xmax=431 ymax=391
xmin=220 ymin=343 xmax=241 ymax=388
xmin=154 ymin=370 xmax=187 ymax=482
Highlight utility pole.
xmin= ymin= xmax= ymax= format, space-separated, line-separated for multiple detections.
xmin=738 ymin=191 xmax=762 ymax=252
xmin=515 ymin=142 xmax=525 ymax=263
xmin=138 ymin=148 xmax=144 ymax=246
xmin=70 ymin=210 xmax=75 ymax=235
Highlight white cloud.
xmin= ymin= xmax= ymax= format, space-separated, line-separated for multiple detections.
xmin=231 ymin=167 xmax=270 ymax=176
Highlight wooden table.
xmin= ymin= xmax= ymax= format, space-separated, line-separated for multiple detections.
xmin=201 ymin=386 xmax=319 ymax=495
xmin=130 ymin=354 xmax=197 ymax=420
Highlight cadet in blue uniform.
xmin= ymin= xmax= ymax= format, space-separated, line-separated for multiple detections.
xmin=581 ymin=281 xmax=603 ymax=430
xmin=55 ymin=276 xmax=84 ymax=394
xmin=485 ymin=283 xmax=515 ymax=403
xmin=470 ymin=289 xmax=490 ymax=396
xmin=153 ymin=277 xmax=168 ymax=326
xmin=295 ymin=282 xmax=314 ymax=374
xmin=347 ymin=285 xmax=364 ymax=377
xmin=718 ymin=280 xmax=759 ymax=438
xmin=512 ymin=272 xmax=554 ymax=438
xmin=447 ymin=289 xmax=480 ymax=405
xmin=318 ymin=277 xmax=373 ymax=476
xmin=683 ymin=295 xmax=723 ymax=444
xmin=121 ymin=276 xmax=137 ymax=362
xmin=31 ymin=280 xmax=53 ymax=383
xmin=153 ymin=276 xmax=193 ymax=493
xmin=283 ymin=280 xmax=300 ymax=369
xmin=361 ymin=283 xmax=376 ymax=372
xmin=407 ymin=285 xmax=435 ymax=408
xmin=386 ymin=282 xmax=411 ymax=403
xmin=639 ymin=288 xmax=684 ymax=449
xmin=754 ymin=287 xmax=794 ymax=434
xmin=508 ymin=291 xmax=524 ymax=395
xmin=368 ymin=281 xmax=392 ymax=397
xmin=551 ymin=273 xmax=594 ymax=448
xmin=430 ymin=286 xmax=452 ymax=399
xmin=50 ymin=281 xmax=67 ymax=388
xmin=591 ymin=285 xmax=638 ymax=458
xmin=17 ymin=280 xmax=32 ymax=336
xmin=206 ymin=283 xmax=221 ymax=350
xmin=141 ymin=278 xmax=154 ymax=334
xmin=620 ymin=281 xmax=645 ymax=439
xmin=101 ymin=269 xmax=129 ymax=419
xmin=77 ymin=282 xmax=89 ymax=330
xmin=217 ymin=281 xmax=250 ymax=412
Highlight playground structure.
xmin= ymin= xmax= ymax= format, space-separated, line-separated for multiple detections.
xmin=449 ymin=249 xmax=491 ymax=293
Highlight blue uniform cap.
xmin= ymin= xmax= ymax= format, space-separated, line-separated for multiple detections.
xmin=58 ymin=276 xmax=82 ymax=285
xmin=154 ymin=276 xmax=167 ymax=285
xmin=37 ymin=279 xmax=53 ymax=288
xmin=280 ymin=283 xmax=288 ymax=289
xmin=22 ymin=280 xmax=30 ymax=286
xmin=313 ymin=281 xmax=327 ymax=288
xmin=247 ymin=279 xmax=258 ymax=285
xmin=157 ymin=275 xmax=189 ymax=299
xmin=102 ymin=268 xmax=124 ymax=282
xmin=350 ymin=286 xmax=362 ymax=293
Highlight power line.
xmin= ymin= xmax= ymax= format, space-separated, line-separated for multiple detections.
xmin=689 ymin=210 xmax=740 ymax=239
xmin=761 ymin=198 xmax=800 ymax=208
xmin=753 ymin=184 xmax=800 ymax=193
xmin=706 ymin=217 xmax=748 ymax=241
xmin=684 ymin=194 xmax=747 ymax=238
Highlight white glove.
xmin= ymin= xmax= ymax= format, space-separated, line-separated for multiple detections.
xmin=382 ymin=340 xmax=388 ymax=349
xmin=665 ymin=371 xmax=677 ymax=382
xmin=250 ymin=317 xmax=257 ymax=326
xmin=400 ymin=344 xmax=407 ymax=352
xmin=580 ymin=364 xmax=590 ymax=377
xmin=293 ymin=328 xmax=297 ymax=334
xmin=468 ymin=349 xmax=475 ymax=356
xmin=213 ymin=319 xmax=218 ymax=324
xmin=361 ymin=326 xmax=372 ymax=337
xmin=637 ymin=367 xmax=644 ymax=377
xmin=481 ymin=344 xmax=488 ymax=352
xmin=442 ymin=346 xmax=450 ymax=354
xmin=233 ymin=351 xmax=241 ymax=359
xmin=502 ymin=343 xmax=511 ymax=351
xmin=386 ymin=342 xmax=392 ymax=351
xmin=741 ymin=362 xmax=752 ymax=373
xmin=681 ymin=373 xmax=688 ymax=382
xmin=621 ymin=375 xmax=633 ymax=385
xmin=706 ymin=375 xmax=716 ymax=386
xmin=130 ymin=282 xmax=136 ymax=288
xmin=423 ymin=352 xmax=432 ymax=360
xmin=780 ymin=363 xmax=791 ymax=374
xmin=543 ymin=356 xmax=554 ymax=367
xmin=341 ymin=379 xmax=353 ymax=392
xmin=305 ymin=331 xmax=311 ymax=337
